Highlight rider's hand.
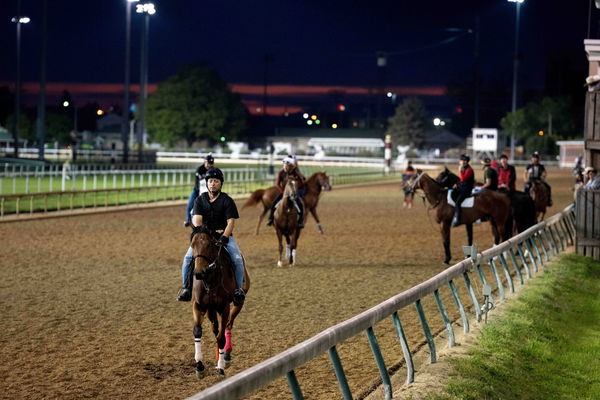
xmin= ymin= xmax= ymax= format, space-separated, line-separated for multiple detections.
xmin=217 ymin=236 xmax=229 ymax=247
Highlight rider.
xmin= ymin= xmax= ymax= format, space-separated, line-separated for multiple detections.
xmin=177 ymin=167 xmax=246 ymax=305
xmin=403 ymin=160 xmax=416 ymax=182
xmin=451 ymin=154 xmax=475 ymax=227
xmin=480 ymin=157 xmax=498 ymax=191
xmin=184 ymin=154 xmax=214 ymax=227
xmin=497 ymin=154 xmax=516 ymax=192
xmin=524 ymin=152 xmax=552 ymax=206
xmin=267 ymin=155 xmax=306 ymax=228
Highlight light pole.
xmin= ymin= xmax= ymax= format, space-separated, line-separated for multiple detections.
xmin=508 ymin=0 xmax=524 ymax=161
xmin=11 ymin=1 xmax=30 ymax=158
xmin=136 ymin=2 xmax=155 ymax=163
xmin=122 ymin=0 xmax=139 ymax=164
xmin=62 ymin=100 xmax=78 ymax=161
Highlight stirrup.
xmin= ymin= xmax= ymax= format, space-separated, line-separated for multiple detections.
xmin=233 ymin=288 xmax=245 ymax=306
xmin=177 ymin=288 xmax=191 ymax=302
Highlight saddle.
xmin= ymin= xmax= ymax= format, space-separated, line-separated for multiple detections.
xmin=447 ymin=189 xmax=475 ymax=208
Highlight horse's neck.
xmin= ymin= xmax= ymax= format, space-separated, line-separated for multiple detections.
xmin=306 ymin=175 xmax=321 ymax=194
xmin=422 ymin=177 xmax=445 ymax=205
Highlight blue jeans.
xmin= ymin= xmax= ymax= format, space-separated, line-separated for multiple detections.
xmin=181 ymin=236 xmax=244 ymax=289
xmin=185 ymin=189 xmax=199 ymax=223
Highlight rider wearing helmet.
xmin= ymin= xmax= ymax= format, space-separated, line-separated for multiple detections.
xmin=524 ymin=152 xmax=552 ymax=206
xmin=177 ymin=167 xmax=246 ymax=304
xmin=184 ymin=154 xmax=215 ymax=227
xmin=267 ymin=155 xmax=306 ymax=228
xmin=451 ymin=154 xmax=475 ymax=227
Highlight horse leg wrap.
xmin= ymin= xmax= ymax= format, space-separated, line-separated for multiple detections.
xmin=194 ymin=326 xmax=203 ymax=362
xmin=224 ymin=330 xmax=233 ymax=353
xmin=194 ymin=338 xmax=203 ymax=363
xmin=217 ymin=349 xmax=226 ymax=370
xmin=317 ymin=224 xmax=323 ymax=232
xmin=291 ymin=249 xmax=297 ymax=264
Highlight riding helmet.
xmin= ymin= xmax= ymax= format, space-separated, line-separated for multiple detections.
xmin=459 ymin=154 xmax=470 ymax=162
xmin=205 ymin=154 xmax=215 ymax=164
xmin=205 ymin=167 xmax=224 ymax=183
xmin=531 ymin=152 xmax=540 ymax=159
xmin=282 ymin=155 xmax=296 ymax=166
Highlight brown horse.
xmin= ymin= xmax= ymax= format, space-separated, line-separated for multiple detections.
xmin=529 ymin=180 xmax=550 ymax=221
xmin=189 ymin=225 xmax=250 ymax=377
xmin=274 ymin=178 xmax=302 ymax=267
xmin=242 ymin=171 xmax=332 ymax=234
xmin=412 ymin=172 xmax=511 ymax=264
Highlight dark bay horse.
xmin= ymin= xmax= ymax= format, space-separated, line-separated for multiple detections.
xmin=242 ymin=171 xmax=332 ymax=234
xmin=412 ymin=172 xmax=511 ymax=264
xmin=274 ymin=178 xmax=302 ymax=266
xmin=436 ymin=167 xmax=536 ymax=236
xmin=189 ymin=225 xmax=251 ymax=377
xmin=529 ymin=180 xmax=550 ymax=221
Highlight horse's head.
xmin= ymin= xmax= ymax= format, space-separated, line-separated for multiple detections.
xmin=283 ymin=177 xmax=298 ymax=201
xmin=316 ymin=172 xmax=332 ymax=191
xmin=189 ymin=225 xmax=220 ymax=279
xmin=435 ymin=167 xmax=458 ymax=189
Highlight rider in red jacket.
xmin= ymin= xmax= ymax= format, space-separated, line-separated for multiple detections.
xmin=452 ymin=154 xmax=475 ymax=227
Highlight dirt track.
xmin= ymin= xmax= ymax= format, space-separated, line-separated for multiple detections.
xmin=0 ymin=170 xmax=575 ymax=399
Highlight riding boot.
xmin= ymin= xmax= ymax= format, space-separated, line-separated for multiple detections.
xmin=267 ymin=207 xmax=275 ymax=226
xmin=177 ymin=256 xmax=194 ymax=302
xmin=451 ymin=208 xmax=461 ymax=227
xmin=297 ymin=199 xmax=304 ymax=229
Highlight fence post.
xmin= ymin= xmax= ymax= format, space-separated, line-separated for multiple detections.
xmin=448 ymin=280 xmax=469 ymax=333
xmin=433 ymin=289 xmax=455 ymax=347
xmin=285 ymin=370 xmax=304 ymax=400
xmin=328 ymin=346 xmax=352 ymax=400
xmin=391 ymin=311 xmax=414 ymax=384
xmin=463 ymin=272 xmax=481 ymax=321
xmin=365 ymin=326 xmax=392 ymax=400
xmin=415 ymin=299 xmax=436 ymax=364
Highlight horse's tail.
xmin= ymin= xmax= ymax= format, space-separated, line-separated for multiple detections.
xmin=242 ymin=189 xmax=265 ymax=210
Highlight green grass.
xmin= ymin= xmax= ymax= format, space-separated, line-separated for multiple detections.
xmin=431 ymin=254 xmax=600 ymax=400
xmin=0 ymin=164 xmax=379 ymax=195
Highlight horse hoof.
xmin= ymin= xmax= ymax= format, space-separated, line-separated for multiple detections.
xmin=224 ymin=351 xmax=231 ymax=362
xmin=216 ymin=368 xmax=225 ymax=376
xmin=444 ymin=259 xmax=451 ymax=265
xmin=195 ymin=361 xmax=205 ymax=378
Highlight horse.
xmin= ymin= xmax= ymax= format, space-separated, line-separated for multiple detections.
xmin=242 ymin=171 xmax=332 ymax=234
xmin=274 ymin=177 xmax=302 ymax=267
xmin=436 ymin=167 xmax=536 ymax=236
xmin=189 ymin=225 xmax=251 ymax=377
xmin=529 ymin=180 xmax=550 ymax=221
xmin=411 ymin=172 xmax=511 ymax=264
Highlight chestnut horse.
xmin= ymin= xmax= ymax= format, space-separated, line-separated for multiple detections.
xmin=411 ymin=172 xmax=511 ymax=264
xmin=529 ymin=180 xmax=550 ymax=221
xmin=189 ymin=225 xmax=250 ymax=377
xmin=274 ymin=178 xmax=302 ymax=266
xmin=242 ymin=171 xmax=332 ymax=234
xmin=435 ymin=167 xmax=536 ymax=237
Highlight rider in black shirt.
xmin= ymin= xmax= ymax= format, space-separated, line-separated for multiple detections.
xmin=177 ymin=168 xmax=246 ymax=304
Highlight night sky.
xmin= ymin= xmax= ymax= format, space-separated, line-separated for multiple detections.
xmin=0 ymin=0 xmax=594 ymax=118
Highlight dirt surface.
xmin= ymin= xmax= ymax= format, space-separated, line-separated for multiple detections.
xmin=0 ymin=169 xmax=575 ymax=400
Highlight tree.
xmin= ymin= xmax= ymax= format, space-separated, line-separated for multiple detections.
xmin=45 ymin=113 xmax=72 ymax=144
xmin=146 ymin=64 xmax=247 ymax=147
xmin=500 ymin=96 xmax=576 ymax=156
xmin=385 ymin=97 xmax=427 ymax=148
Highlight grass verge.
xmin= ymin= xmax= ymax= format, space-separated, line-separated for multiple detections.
xmin=432 ymin=254 xmax=600 ymax=400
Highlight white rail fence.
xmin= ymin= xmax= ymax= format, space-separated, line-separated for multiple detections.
xmin=187 ymin=205 xmax=576 ymax=400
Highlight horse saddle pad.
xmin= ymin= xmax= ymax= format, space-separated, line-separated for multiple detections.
xmin=447 ymin=189 xmax=474 ymax=208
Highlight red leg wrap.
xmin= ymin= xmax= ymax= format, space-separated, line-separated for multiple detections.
xmin=224 ymin=330 xmax=233 ymax=352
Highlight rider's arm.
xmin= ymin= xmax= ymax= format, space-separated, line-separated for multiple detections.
xmin=222 ymin=218 xmax=235 ymax=238
xmin=192 ymin=214 xmax=203 ymax=227
xmin=275 ymin=170 xmax=283 ymax=187
xmin=541 ymin=166 xmax=547 ymax=180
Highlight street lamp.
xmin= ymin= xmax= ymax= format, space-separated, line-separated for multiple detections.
xmin=11 ymin=5 xmax=31 ymax=158
xmin=122 ymin=0 xmax=139 ymax=164
xmin=136 ymin=2 xmax=156 ymax=162
xmin=508 ymin=0 xmax=525 ymax=161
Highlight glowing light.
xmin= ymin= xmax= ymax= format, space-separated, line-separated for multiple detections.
xmin=337 ymin=104 xmax=346 ymax=112
xmin=433 ymin=117 xmax=441 ymax=126
xmin=315 ymin=119 xmax=321 ymax=125
xmin=62 ymin=101 xmax=70 ymax=107
xmin=387 ymin=92 xmax=393 ymax=98
xmin=332 ymin=123 xmax=338 ymax=129
xmin=311 ymin=115 xmax=317 ymax=120
xmin=440 ymin=121 xmax=446 ymax=126
xmin=302 ymin=113 xmax=309 ymax=119
xmin=538 ymin=130 xmax=544 ymax=136
xmin=96 ymin=109 xmax=104 ymax=116
xmin=220 ymin=136 xmax=226 ymax=142
xmin=306 ymin=120 xmax=313 ymax=125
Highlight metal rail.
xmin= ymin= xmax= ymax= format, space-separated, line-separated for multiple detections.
xmin=187 ymin=204 xmax=575 ymax=400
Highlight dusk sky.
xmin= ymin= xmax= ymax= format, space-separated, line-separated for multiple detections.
xmin=0 ymin=0 xmax=594 ymax=116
